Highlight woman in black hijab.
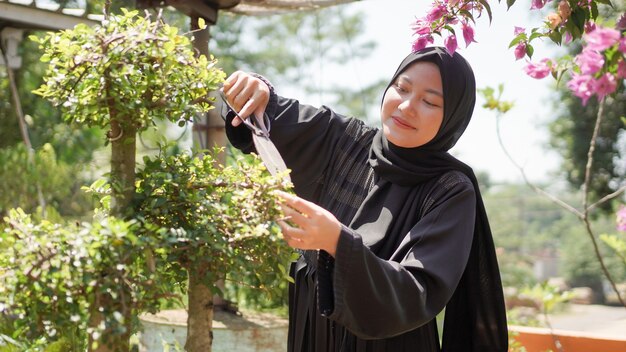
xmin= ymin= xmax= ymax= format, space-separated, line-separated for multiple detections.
xmin=222 ymin=46 xmax=508 ymax=351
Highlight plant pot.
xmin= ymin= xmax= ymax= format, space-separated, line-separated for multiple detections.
xmin=509 ymin=325 xmax=626 ymax=352
xmin=138 ymin=309 xmax=288 ymax=352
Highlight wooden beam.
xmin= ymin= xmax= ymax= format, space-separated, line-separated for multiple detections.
xmin=0 ymin=2 xmax=99 ymax=31
xmin=164 ymin=0 xmax=219 ymax=24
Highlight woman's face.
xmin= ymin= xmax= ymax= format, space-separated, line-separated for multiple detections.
xmin=381 ymin=61 xmax=444 ymax=148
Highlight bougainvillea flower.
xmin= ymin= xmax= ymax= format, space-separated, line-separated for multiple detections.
xmin=617 ymin=59 xmax=626 ymax=79
xmin=563 ymin=32 xmax=573 ymax=44
xmin=531 ymin=0 xmax=549 ymax=10
xmin=584 ymin=26 xmax=620 ymax=51
xmin=617 ymin=205 xmax=626 ymax=232
xmin=594 ymin=73 xmax=617 ymax=101
xmin=426 ymin=4 xmax=448 ymax=22
xmin=462 ymin=21 xmax=477 ymax=47
xmin=584 ymin=21 xmax=596 ymax=34
xmin=558 ymin=0 xmax=572 ymax=21
xmin=547 ymin=13 xmax=562 ymax=29
xmin=575 ymin=49 xmax=604 ymax=75
xmin=617 ymin=14 xmax=626 ymax=30
xmin=444 ymin=35 xmax=458 ymax=55
xmin=524 ymin=58 xmax=553 ymax=79
xmin=412 ymin=19 xmax=432 ymax=35
xmin=619 ymin=36 xmax=626 ymax=54
xmin=567 ymin=73 xmax=594 ymax=105
xmin=514 ymin=42 xmax=527 ymax=60
xmin=412 ymin=35 xmax=434 ymax=52
xmin=514 ymin=26 xmax=526 ymax=35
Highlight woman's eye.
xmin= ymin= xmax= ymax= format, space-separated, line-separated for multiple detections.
xmin=394 ymin=83 xmax=408 ymax=93
xmin=424 ymin=100 xmax=440 ymax=108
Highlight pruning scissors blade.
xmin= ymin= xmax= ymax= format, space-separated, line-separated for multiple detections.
xmin=219 ymin=90 xmax=291 ymax=183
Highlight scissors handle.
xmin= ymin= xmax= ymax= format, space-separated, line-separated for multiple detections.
xmin=219 ymin=90 xmax=271 ymax=138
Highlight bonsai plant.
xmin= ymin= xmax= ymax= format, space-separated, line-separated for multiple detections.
xmin=1 ymin=7 xmax=292 ymax=352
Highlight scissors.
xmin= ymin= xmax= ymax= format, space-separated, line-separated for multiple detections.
xmin=218 ymin=89 xmax=291 ymax=184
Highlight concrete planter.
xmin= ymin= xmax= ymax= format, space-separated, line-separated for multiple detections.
xmin=509 ymin=325 xmax=626 ymax=352
xmin=138 ymin=309 xmax=288 ymax=352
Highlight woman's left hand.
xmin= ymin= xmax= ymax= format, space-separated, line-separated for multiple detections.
xmin=276 ymin=191 xmax=341 ymax=257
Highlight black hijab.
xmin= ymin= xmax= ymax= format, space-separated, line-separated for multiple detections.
xmin=368 ymin=47 xmax=509 ymax=351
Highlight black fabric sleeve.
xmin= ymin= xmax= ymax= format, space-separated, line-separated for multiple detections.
xmin=317 ymin=179 xmax=476 ymax=339
xmin=223 ymin=86 xmax=355 ymax=201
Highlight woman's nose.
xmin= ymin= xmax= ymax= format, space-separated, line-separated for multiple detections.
xmin=398 ymin=99 xmax=416 ymax=118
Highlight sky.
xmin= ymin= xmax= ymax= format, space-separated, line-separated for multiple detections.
xmin=289 ymin=0 xmax=566 ymax=184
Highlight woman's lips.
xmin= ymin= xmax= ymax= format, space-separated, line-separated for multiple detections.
xmin=391 ymin=116 xmax=415 ymax=129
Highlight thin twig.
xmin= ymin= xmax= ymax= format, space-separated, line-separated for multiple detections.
xmin=495 ymin=115 xmax=583 ymax=218
xmin=587 ymin=185 xmax=626 ymax=213
xmin=579 ymin=98 xmax=625 ymax=307
xmin=495 ymin=104 xmax=625 ymax=308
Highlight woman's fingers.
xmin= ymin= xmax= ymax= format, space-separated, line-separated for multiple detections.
xmin=276 ymin=191 xmax=316 ymax=216
xmin=278 ymin=220 xmax=306 ymax=247
xmin=222 ymin=71 xmax=270 ymax=127
xmin=280 ymin=204 xmax=308 ymax=228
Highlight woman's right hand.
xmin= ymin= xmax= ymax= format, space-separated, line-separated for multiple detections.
xmin=222 ymin=71 xmax=271 ymax=127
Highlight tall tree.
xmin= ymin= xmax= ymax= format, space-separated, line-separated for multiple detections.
xmin=548 ymin=2 xmax=626 ymax=214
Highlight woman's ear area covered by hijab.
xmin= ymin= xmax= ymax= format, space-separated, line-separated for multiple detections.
xmin=383 ymin=46 xmax=477 ymax=152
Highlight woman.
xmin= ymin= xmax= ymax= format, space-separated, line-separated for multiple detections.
xmin=221 ymin=46 xmax=508 ymax=351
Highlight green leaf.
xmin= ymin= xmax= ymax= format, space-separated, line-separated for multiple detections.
xmin=198 ymin=17 xmax=207 ymax=30
xmin=508 ymin=34 xmax=526 ymax=48
xmin=506 ymin=0 xmax=516 ymax=9
xmin=526 ymin=44 xmax=534 ymax=59
xmin=548 ymin=30 xmax=562 ymax=45
xmin=478 ymin=0 xmax=493 ymax=23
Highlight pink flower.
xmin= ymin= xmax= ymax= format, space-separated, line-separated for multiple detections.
xmin=617 ymin=205 xmax=626 ymax=232
xmin=575 ymin=49 xmax=604 ymax=75
xmin=426 ymin=4 xmax=448 ymax=22
xmin=617 ymin=14 xmax=626 ymax=30
xmin=618 ymin=60 xmax=626 ymax=79
xmin=567 ymin=73 xmax=594 ymax=105
xmin=444 ymin=35 xmax=458 ymax=55
xmin=584 ymin=26 xmax=621 ymax=51
xmin=514 ymin=42 xmax=527 ymax=60
xmin=412 ymin=35 xmax=434 ymax=52
xmin=524 ymin=58 xmax=553 ymax=79
xmin=461 ymin=21 xmax=477 ymax=47
xmin=531 ymin=0 xmax=550 ymax=10
xmin=563 ymin=32 xmax=573 ymax=44
xmin=412 ymin=18 xmax=432 ymax=35
xmin=594 ymin=73 xmax=617 ymax=101
xmin=514 ymin=26 xmax=526 ymax=35
xmin=619 ymin=37 xmax=626 ymax=54
xmin=446 ymin=0 xmax=461 ymax=6
xmin=584 ymin=21 xmax=596 ymax=34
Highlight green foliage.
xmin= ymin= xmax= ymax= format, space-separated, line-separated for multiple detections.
xmin=0 ymin=143 xmax=93 ymax=219
xmin=0 ymin=210 xmax=165 ymax=350
xmin=478 ymin=85 xmax=514 ymax=114
xmin=601 ymin=233 xmax=626 ymax=266
xmin=133 ymin=151 xmax=294 ymax=292
xmin=32 ymin=9 xmax=224 ymax=132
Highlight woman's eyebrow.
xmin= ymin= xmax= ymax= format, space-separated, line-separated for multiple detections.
xmin=426 ymin=88 xmax=443 ymax=97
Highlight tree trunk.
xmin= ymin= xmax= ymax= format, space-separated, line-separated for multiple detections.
xmin=89 ymin=119 xmax=136 ymax=352
xmin=109 ymin=120 xmax=137 ymax=217
xmin=185 ymin=265 xmax=214 ymax=352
